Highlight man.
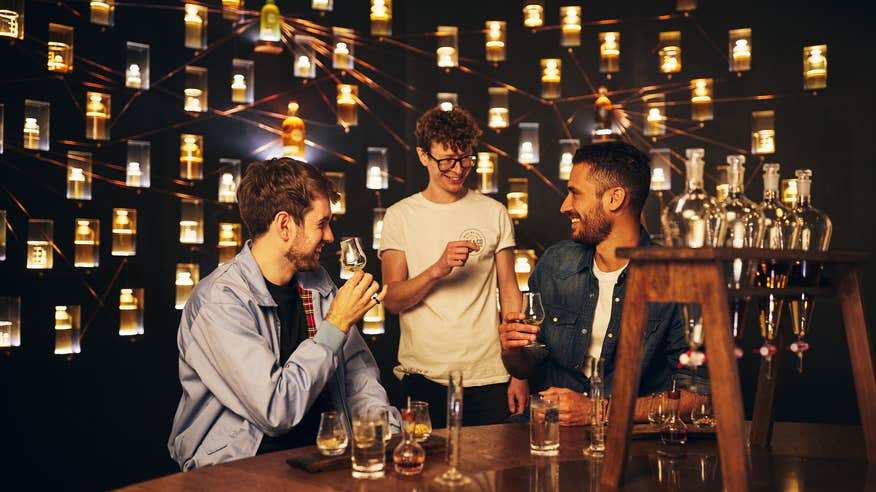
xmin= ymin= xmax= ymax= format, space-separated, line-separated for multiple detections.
xmin=168 ymin=158 xmax=395 ymax=470
xmin=379 ymin=106 xmax=527 ymax=427
xmin=499 ymin=142 xmax=703 ymax=425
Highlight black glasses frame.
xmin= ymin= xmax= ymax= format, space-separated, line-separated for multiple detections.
xmin=425 ymin=150 xmax=478 ymax=172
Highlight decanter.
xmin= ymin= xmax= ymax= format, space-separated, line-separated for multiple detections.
xmin=659 ymin=378 xmax=688 ymax=453
xmin=393 ymin=400 xmax=426 ymax=476
xmin=788 ymin=169 xmax=832 ymax=373
xmin=661 ymin=148 xmax=725 ymax=248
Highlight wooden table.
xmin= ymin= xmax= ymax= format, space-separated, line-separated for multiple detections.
xmin=121 ymin=422 xmax=873 ymax=491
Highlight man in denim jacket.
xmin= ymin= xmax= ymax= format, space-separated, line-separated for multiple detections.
xmin=168 ymin=158 xmax=397 ymax=469
xmin=499 ymin=142 xmax=704 ymax=425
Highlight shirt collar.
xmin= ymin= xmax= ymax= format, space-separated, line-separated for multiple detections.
xmin=564 ymin=225 xmax=655 ymax=277
xmin=238 ymin=240 xmax=334 ymax=307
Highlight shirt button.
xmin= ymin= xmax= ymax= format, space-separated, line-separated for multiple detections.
xmin=607 ymin=333 xmax=614 ymax=338
xmin=589 ymin=293 xmax=595 ymax=298
xmin=552 ymin=317 xmax=558 ymax=323
xmin=581 ymin=329 xmax=588 ymax=335
xmin=614 ymin=297 xmax=620 ymax=303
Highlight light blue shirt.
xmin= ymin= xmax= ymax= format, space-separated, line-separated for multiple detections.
xmin=168 ymin=241 xmax=398 ymax=470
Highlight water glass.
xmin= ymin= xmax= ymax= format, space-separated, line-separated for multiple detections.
xmin=372 ymin=406 xmax=392 ymax=442
xmin=411 ymin=400 xmax=432 ymax=442
xmin=691 ymin=393 xmax=716 ymax=428
xmin=351 ymin=408 xmax=386 ymax=479
xmin=316 ymin=411 xmax=349 ymax=456
xmin=530 ymin=394 xmax=559 ymax=456
xmin=648 ymin=391 xmax=668 ymax=426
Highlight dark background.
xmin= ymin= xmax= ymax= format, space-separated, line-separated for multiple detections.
xmin=0 ymin=1 xmax=873 ymax=489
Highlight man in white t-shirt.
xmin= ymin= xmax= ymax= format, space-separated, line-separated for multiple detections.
xmin=379 ymin=106 xmax=527 ymax=427
xmin=498 ymin=142 xmax=704 ymax=425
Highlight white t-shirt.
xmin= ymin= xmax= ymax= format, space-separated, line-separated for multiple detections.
xmin=379 ymin=190 xmax=516 ymax=386
xmin=586 ymin=259 xmax=627 ymax=375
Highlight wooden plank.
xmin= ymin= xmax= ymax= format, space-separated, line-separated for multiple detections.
xmin=836 ymin=266 xmax=876 ymax=462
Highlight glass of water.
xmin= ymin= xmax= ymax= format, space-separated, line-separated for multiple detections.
xmin=529 ymin=394 xmax=559 ymax=456
xmin=351 ymin=407 xmax=386 ymax=479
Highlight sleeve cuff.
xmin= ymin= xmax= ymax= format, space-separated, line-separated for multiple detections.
xmin=313 ymin=321 xmax=347 ymax=354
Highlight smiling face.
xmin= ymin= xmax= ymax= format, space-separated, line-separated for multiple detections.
xmin=560 ymin=163 xmax=612 ymax=246
xmin=418 ymin=142 xmax=473 ymax=198
xmin=285 ymin=194 xmax=334 ymax=271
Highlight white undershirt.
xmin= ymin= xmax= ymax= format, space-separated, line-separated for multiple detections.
xmin=586 ymin=259 xmax=627 ymax=376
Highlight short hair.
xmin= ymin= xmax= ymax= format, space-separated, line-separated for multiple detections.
xmin=572 ymin=141 xmax=651 ymax=215
xmin=415 ymin=106 xmax=482 ymax=153
xmin=237 ymin=158 xmax=339 ymax=238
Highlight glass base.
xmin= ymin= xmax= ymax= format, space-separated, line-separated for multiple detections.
xmin=318 ymin=447 xmax=347 ymax=456
xmin=582 ymin=446 xmax=604 ymax=458
xmin=530 ymin=446 xmax=559 ymax=456
xmin=351 ymin=468 xmax=385 ymax=479
xmin=434 ymin=468 xmax=471 ymax=487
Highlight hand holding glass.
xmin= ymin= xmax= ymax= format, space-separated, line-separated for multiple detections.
xmin=520 ymin=292 xmax=546 ymax=349
xmin=339 ymin=237 xmax=380 ymax=304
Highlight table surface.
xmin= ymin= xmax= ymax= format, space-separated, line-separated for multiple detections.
xmin=121 ymin=422 xmax=874 ymax=491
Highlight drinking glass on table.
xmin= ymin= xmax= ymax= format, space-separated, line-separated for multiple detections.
xmin=520 ymin=292 xmax=546 ymax=349
xmin=351 ymin=407 xmax=386 ymax=479
xmin=316 ymin=411 xmax=349 ymax=456
xmin=411 ymin=400 xmax=432 ymax=442
xmin=648 ymin=391 xmax=668 ymax=426
xmin=529 ymin=394 xmax=560 ymax=456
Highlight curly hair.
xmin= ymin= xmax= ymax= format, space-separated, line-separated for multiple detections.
xmin=415 ymin=106 xmax=482 ymax=153
xmin=237 ymin=158 xmax=339 ymax=238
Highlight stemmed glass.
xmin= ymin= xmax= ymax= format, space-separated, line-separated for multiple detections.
xmin=340 ymin=237 xmax=367 ymax=272
xmin=521 ymin=292 xmax=546 ymax=349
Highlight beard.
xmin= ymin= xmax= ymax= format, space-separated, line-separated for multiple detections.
xmin=571 ymin=206 xmax=612 ymax=246
xmin=286 ymin=231 xmax=323 ymax=271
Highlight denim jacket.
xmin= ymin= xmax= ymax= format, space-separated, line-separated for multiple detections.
xmin=527 ymin=229 xmax=703 ymax=396
xmin=168 ymin=242 xmax=398 ymax=470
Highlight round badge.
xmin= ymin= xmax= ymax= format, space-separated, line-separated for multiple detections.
xmin=459 ymin=228 xmax=486 ymax=255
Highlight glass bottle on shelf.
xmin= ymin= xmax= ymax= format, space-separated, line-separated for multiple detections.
xmin=282 ymin=102 xmax=305 ymax=160
xmin=393 ymin=398 xmax=426 ymax=475
xmin=789 ymin=169 xmax=832 ymax=373
xmin=720 ymin=155 xmax=765 ymax=359
xmin=661 ymin=148 xmax=724 ymax=248
xmin=755 ymin=164 xmax=801 ymax=376
xmin=658 ymin=377 xmax=688 ymax=454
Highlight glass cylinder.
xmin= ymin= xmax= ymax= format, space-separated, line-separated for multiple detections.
xmin=85 ymin=92 xmax=110 ymax=140
xmin=0 ymin=1 xmax=24 ymax=39
xmin=600 ymin=32 xmax=620 ymax=74
xmin=507 ymin=178 xmax=528 ymax=220
xmin=312 ymin=0 xmax=333 ymax=11
xmin=282 ymin=102 xmax=306 ymax=160
xmin=337 ymin=84 xmax=358 ymax=129
xmin=560 ymin=6 xmax=581 ymax=47
xmin=184 ymin=66 xmax=208 ymax=113
xmin=111 ymin=208 xmax=136 ymax=256
xmin=485 ymin=21 xmax=506 ymax=63
xmin=26 ymin=219 xmax=53 ymax=269
xmin=366 ymin=147 xmax=389 ymax=190
xmin=66 ymin=151 xmax=93 ymax=200
xmin=47 ymin=23 xmax=73 ymax=73
xmin=518 ymin=123 xmax=539 ymax=165
xmin=175 ymin=264 xmax=199 ymax=310
xmin=436 ymin=26 xmax=458 ymax=69
xmin=649 ymin=148 xmax=672 ymax=192
xmin=523 ymin=1 xmax=544 ymax=28
xmin=514 ymin=249 xmax=536 ymax=292
xmin=218 ymin=159 xmax=241 ymax=203
xmin=436 ymin=92 xmax=457 ymax=112
xmin=751 ymin=110 xmax=775 ymax=154
xmin=476 ymin=152 xmax=498 ymax=194
xmin=231 ymin=59 xmax=254 ymax=104
xmin=644 ymin=94 xmax=666 ymax=136
xmin=558 ymin=139 xmax=578 ymax=181
xmin=125 ymin=42 xmax=150 ymax=90
xmin=90 ymin=0 xmax=114 ymax=27
xmin=126 ymin=140 xmax=151 ymax=188
xmin=0 ymin=296 xmax=20 ymax=348
xmin=540 ymin=59 xmax=561 ymax=99
xmin=54 ymin=306 xmax=81 ymax=355
xmin=370 ymin=0 xmax=391 ymax=36
xmin=0 ymin=209 xmax=5 ymax=261
xmin=23 ymin=99 xmax=50 ymax=151
xmin=803 ymin=44 xmax=827 ymax=90
xmin=488 ymin=87 xmax=509 ymax=130
xmin=593 ymin=86 xmax=613 ymax=137
xmin=294 ymin=35 xmax=316 ymax=79
xmin=183 ymin=3 xmax=206 ymax=50
xmin=372 ymin=208 xmax=385 ymax=250
xmin=690 ymin=78 xmax=713 ymax=121
xmin=218 ymin=222 xmax=242 ymax=264
xmin=180 ymin=134 xmax=204 ymax=180
xmin=119 ymin=288 xmax=144 ymax=336
xmin=435 ymin=370 xmax=469 ymax=486
xmin=179 ymin=199 xmax=204 ymax=245
xmin=73 ymin=218 xmax=99 ymax=268
xmin=332 ymin=27 xmax=354 ymax=71
xmin=661 ymin=148 xmax=724 ymax=248
xmin=658 ymin=31 xmax=682 ymax=75
xmin=325 ymin=172 xmax=345 ymax=215
xmin=362 ymin=302 xmax=385 ymax=335
xmin=728 ymin=28 xmax=751 ymax=72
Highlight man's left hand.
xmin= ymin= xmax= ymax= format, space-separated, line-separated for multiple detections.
xmin=539 ymin=387 xmax=589 ymax=426
xmin=507 ymin=377 xmax=529 ymax=415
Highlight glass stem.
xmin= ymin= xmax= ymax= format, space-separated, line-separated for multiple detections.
xmin=797 ymin=352 xmax=804 ymax=374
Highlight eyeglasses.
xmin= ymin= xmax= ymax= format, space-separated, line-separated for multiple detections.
xmin=425 ymin=150 xmax=477 ymax=172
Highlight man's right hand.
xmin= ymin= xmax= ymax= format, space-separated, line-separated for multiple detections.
xmin=429 ymin=241 xmax=479 ymax=278
xmin=325 ymin=271 xmax=385 ymax=333
xmin=499 ymin=311 xmax=540 ymax=351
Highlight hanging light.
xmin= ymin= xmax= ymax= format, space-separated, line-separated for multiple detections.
xmin=506 ymin=178 xmax=529 ymax=220
xmin=436 ymin=26 xmax=458 ymax=69
xmin=281 ymin=102 xmax=306 ymax=160
xmin=523 ymin=1 xmax=544 ymax=29
xmin=66 ymin=151 xmax=93 ymax=200
xmin=90 ymin=0 xmax=114 ymax=27
xmin=175 ymin=264 xmax=199 ymax=310
xmin=179 ymin=134 xmax=204 ymax=180
xmin=593 ymin=86 xmax=613 ymax=137
xmin=362 ymin=302 xmax=385 ymax=335
xmin=560 ymin=6 xmax=581 ymax=47
xmin=540 ymin=58 xmax=561 ymax=99
xmin=119 ymin=288 xmax=144 ymax=336
xmin=218 ymin=223 xmax=242 ymax=264
xmin=676 ymin=0 xmax=696 ymax=12
xmin=111 ymin=208 xmax=137 ymax=256
xmin=0 ymin=1 xmax=24 ymax=39
xmin=184 ymin=66 xmax=207 ymax=113
xmin=73 ymin=218 xmax=99 ymax=268
xmin=366 ymin=147 xmax=389 ymax=190
xmin=518 ymin=123 xmax=539 ymax=165
xmin=485 ymin=21 xmax=506 ymax=64
xmin=0 ymin=296 xmax=21 ymax=348
xmin=126 ymin=42 xmax=150 ymax=89
xmin=222 ymin=0 xmax=242 ymax=20
xmin=658 ymin=31 xmax=682 ymax=75
xmin=370 ymin=0 xmax=392 ymax=36
xmin=690 ymin=78 xmax=713 ymax=121
xmin=513 ymin=249 xmax=537 ymax=291
xmin=54 ymin=306 xmax=81 ymax=355
xmin=179 ymin=199 xmax=204 ymax=245
xmin=476 ymin=152 xmax=498 ymax=194
xmin=372 ymin=209 xmax=385 ymax=250
xmin=218 ymin=159 xmax=241 ymax=203
xmin=599 ymin=32 xmax=620 ymax=75
xmin=488 ymin=87 xmax=509 ymax=130
xmin=751 ymin=110 xmax=775 ymax=154
xmin=728 ymin=28 xmax=751 ymax=73
xmin=85 ymin=92 xmax=110 ymax=140
xmin=183 ymin=3 xmax=206 ymax=50
xmin=231 ymin=59 xmax=254 ymax=104
xmin=649 ymin=148 xmax=672 ymax=192
xmin=336 ymin=84 xmax=358 ymax=130
xmin=26 ymin=219 xmax=53 ymax=270
xmin=325 ymin=172 xmax=346 ymax=215
xmin=803 ymin=44 xmax=827 ymax=90
xmin=47 ymin=23 xmax=73 ymax=73
xmin=558 ymin=139 xmax=579 ymax=181
xmin=294 ymin=35 xmax=316 ymax=79
xmin=436 ymin=92 xmax=457 ymax=111
xmin=643 ymin=94 xmax=666 ymax=137
xmin=23 ymin=99 xmax=49 ymax=151
xmin=333 ymin=27 xmax=355 ymax=71
xmin=312 ymin=0 xmax=333 ymax=12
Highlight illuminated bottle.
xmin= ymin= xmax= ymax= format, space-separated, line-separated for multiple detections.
xmin=282 ymin=102 xmax=306 ymax=160
xmin=259 ymin=0 xmax=281 ymax=42
xmin=593 ymin=87 xmax=612 ymax=135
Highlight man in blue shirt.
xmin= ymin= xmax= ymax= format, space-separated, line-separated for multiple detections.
xmin=168 ymin=158 xmax=397 ymax=469
xmin=499 ymin=142 xmax=704 ymax=425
